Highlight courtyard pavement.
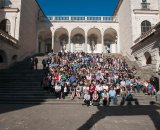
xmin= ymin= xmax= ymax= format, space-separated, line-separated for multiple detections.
xmin=0 ymin=102 xmax=160 ymax=130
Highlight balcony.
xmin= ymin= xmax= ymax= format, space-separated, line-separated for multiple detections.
xmin=40 ymin=16 xmax=118 ymax=23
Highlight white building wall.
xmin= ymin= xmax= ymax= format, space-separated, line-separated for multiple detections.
xmin=0 ymin=0 xmax=21 ymax=39
xmin=130 ymin=0 xmax=160 ymax=42
xmin=117 ymin=0 xmax=133 ymax=57
xmin=18 ymin=0 xmax=40 ymax=60
xmin=47 ymin=22 xmax=119 ymax=53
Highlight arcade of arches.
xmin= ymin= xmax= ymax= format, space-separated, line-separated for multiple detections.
xmin=38 ymin=27 xmax=118 ymax=54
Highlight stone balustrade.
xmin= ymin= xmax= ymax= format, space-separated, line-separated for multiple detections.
xmin=0 ymin=29 xmax=19 ymax=47
xmin=40 ymin=16 xmax=118 ymax=22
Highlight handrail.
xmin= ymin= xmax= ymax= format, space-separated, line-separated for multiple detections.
xmin=0 ymin=29 xmax=19 ymax=48
xmin=134 ymin=28 xmax=155 ymax=44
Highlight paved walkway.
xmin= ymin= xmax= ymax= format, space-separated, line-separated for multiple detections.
xmin=0 ymin=100 xmax=160 ymax=130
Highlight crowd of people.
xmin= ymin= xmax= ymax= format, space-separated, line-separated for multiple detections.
xmin=41 ymin=52 xmax=158 ymax=106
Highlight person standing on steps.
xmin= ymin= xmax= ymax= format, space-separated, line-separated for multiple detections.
xmin=34 ymin=57 xmax=38 ymax=70
xmin=30 ymin=57 xmax=34 ymax=70
xmin=42 ymin=59 xmax=46 ymax=70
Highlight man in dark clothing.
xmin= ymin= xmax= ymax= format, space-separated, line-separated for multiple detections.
xmin=42 ymin=59 xmax=46 ymax=70
xmin=34 ymin=57 xmax=38 ymax=70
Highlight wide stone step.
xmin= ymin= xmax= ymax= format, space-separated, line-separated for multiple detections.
xmin=0 ymin=87 xmax=44 ymax=90
xmin=0 ymin=79 xmax=42 ymax=83
xmin=0 ymin=93 xmax=49 ymax=96
xmin=0 ymin=81 xmax=41 ymax=86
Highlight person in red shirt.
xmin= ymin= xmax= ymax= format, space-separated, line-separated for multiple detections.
xmin=89 ymin=83 xmax=96 ymax=101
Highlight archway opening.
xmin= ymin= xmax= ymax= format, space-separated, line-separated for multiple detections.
xmin=87 ymin=28 xmax=101 ymax=53
xmin=71 ymin=28 xmax=85 ymax=52
xmin=54 ymin=28 xmax=68 ymax=52
xmin=104 ymin=28 xmax=117 ymax=53
xmin=38 ymin=28 xmax=52 ymax=54
xmin=144 ymin=52 xmax=152 ymax=65
xmin=0 ymin=19 xmax=11 ymax=34
xmin=0 ymin=50 xmax=7 ymax=63
xmin=12 ymin=55 xmax=18 ymax=62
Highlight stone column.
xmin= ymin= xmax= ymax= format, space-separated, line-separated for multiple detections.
xmin=84 ymin=31 xmax=87 ymax=53
xmin=51 ymin=31 xmax=55 ymax=52
xmin=68 ymin=31 xmax=71 ymax=52
xmin=36 ymin=32 xmax=39 ymax=53
xmin=101 ymin=32 xmax=104 ymax=53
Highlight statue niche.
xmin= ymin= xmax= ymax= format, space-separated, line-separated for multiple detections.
xmin=72 ymin=34 xmax=85 ymax=44
xmin=59 ymin=34 xmax=68 ymax=52
xmin=88 ymin=34 xmax=97 ymax=52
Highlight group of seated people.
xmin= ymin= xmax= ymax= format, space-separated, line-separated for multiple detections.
xmin=41 ymin=52 xmax=158 ymax=106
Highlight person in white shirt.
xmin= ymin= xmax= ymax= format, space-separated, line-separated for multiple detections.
xmin=102 ymin=89 xmax=109 ymax=106
xmin=83 ymin=90 xmax=91 ymax=106
xmin=120 ymin=79 xmax=126 ymax=88
xmin=55 ymin=82 xmax=61 ymax=99
xmin=102 ymin=83 xmax=109 ymax=91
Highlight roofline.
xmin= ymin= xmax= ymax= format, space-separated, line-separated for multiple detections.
xmin=113 ymin=0 xmax=123 ymax=16
xmin=35 ymin=0 xmax=47 ymax=18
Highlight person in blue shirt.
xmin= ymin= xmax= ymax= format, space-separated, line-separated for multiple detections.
xmin=69 ymin=74 xmax=77 ymax=84
xmin=109 ymin=87 xmax=117 ymax=105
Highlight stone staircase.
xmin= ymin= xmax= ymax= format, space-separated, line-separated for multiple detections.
xmin=0 ymin=58 xmax=53 ymax=104
xmin=0 ymin=54 xmax=156 ymax=105
xmin=102 ymin=53 xmax=154 ymax=80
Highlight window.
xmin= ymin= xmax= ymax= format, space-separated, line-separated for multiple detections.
xmin=3 ymin=0 xmax=11 ymax=8
xmin=141 ymin=20 xmax=151 ymax=34
xmin=141 ymin=0 xmax=150 ymax=9
xmin=0 ymin=19 xmax=11 ymax=34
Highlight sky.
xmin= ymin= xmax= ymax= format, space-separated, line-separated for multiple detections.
xmin=37 ymin=0 xmax=119 ymax=16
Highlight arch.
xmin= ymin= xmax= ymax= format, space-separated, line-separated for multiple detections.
xmin=87 ymin=28 xmax=101 ymax=52
xmin=71 ymin=27 xmax=85 ymax=37
xmin=144 ymin=52 xmax=152 ymax=65
xmin=104 ymin=28 xmax=117 ymax=53
xmin=141 ymin=20 xmax=151 ymax=34
xmin=87 ymin=28 xmax=101 ymax=43
xmin=0 ymin=50 xmax=7 ymax=63
xmin=12 ymin=55 xmax=18 ymax=62
xmin=71 ymin=28 xmax=85 ymax=52
xmin=54 ymin=28 xmax=69 ymax=52
xmin=0 ymin=19 xmax=11 ymax=34
xmin=38 ymin=27 xmax=52 ymax=53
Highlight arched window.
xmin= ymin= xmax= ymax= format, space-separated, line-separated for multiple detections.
xmin=0 ymin=19 xmax=11 ymax=34
xmin=141 ymin=20 xmax=151 ymax=34
xmin=144 ymin=52 xmax=152 ymax=65
xmin=12 ymin=55 xmax=18 ymax=62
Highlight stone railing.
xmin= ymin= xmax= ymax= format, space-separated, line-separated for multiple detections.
xmin=41 ymin=16 xmax=118 ymax=22
xmin=0 ymin=29 xmax=19 ymax=47
xmin=134 ymin=28 xmax=155 ymax=44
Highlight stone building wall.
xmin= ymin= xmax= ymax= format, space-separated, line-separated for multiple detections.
xmin=116 ymin=0 xmax=159 ymax=59
xmin=131 ymin=30 xmax=160 ymax=72
xmin=116 ymin=0 xmax=133 ymax=58
xmin=0 ymin=38 xmax=19 ymax=69
xmin=131 ymin=0 xmax=159 ymax=43
xmin=18 ymin=0 xmax=39 ymax=61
